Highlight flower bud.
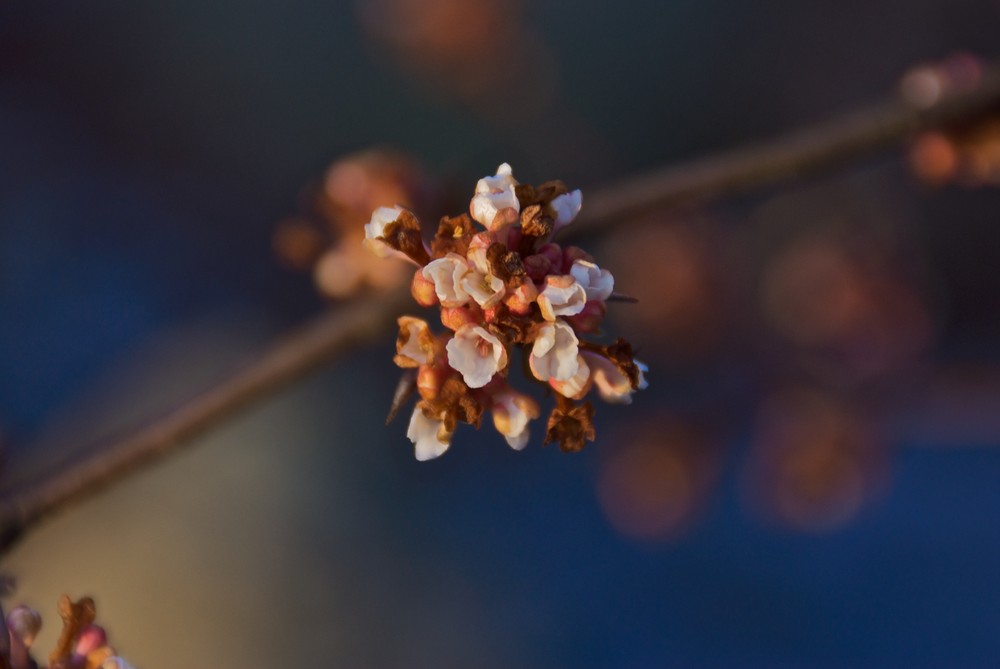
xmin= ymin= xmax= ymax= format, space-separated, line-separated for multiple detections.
xmin=504 ymin=281 xmax=538 ymax=315
xmin=440 ymin=305 xmax=482 ymax=331
xmin=7 ymin=605 xmax=41 ymax=648
xmin=74 ymin=625 xmax=107 ymax=657
xmin=536 ymin=243 xmax=563 ymax=268
xmin=416 ymin=364 xmax=448 ymax=400
xmin=411 ymin=268 xmax=439 ymax=307
xmin=565 ymin=299 xmax=607 ymax=333
xmin=523 ymin=254 xmax=554 ymax=282
xmin=562 ymin=245 xmax=594 ymax=272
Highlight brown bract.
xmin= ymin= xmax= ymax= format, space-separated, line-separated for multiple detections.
xmin=486 ymin=243 xmax=527 ymax=285
xmin=419 ymin=376 xmax=485 ymax=434
xmin=382 ymin=211 xmax=431 ymax=265
xmin=484 ymin=303 xmax=534 ymax=344
xmin=432 ymin=213 xmax=475 ymax=257
xmin=50 ymin=596 xmax=95 ymax=666
xmin=544 ymin=396 xmax=596 ymax=453
xmin=519 ymin=203 xmax=554 ymax=238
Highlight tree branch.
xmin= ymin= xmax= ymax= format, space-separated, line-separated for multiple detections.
xmin=3 ymin=60 xmax=1000 ymax=551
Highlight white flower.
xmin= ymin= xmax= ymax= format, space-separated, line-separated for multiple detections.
xmin=492 ymin=390 xmax=540 ymax=450
xmin=549 ymin=354 xmax=591 ymax=400
xmin=422 ymin=253 xmax=472 ymax=307
xmin=551 ymin=189 xmax=582 ymax=232
xmin=470 ymin=163 xmax=520 ymax=228
xmin=363 ymin=205 xmax=407 ymax=258
xmin=461 ymin=270 xmax=506 ymax=308
xmin=569 ymin=259 xmax=614 ymax=301
xmin=636 ymin=360 xmax=649 ymax=390
xmin=446 ymin=324 xmax=508 ymax=388
xmin=582 ymin=352 xmax=648 ymax=404
xmin=394 ymin=316 xmax=435 ymax=367
xmin=407 ymin=407 xmax=452 ymax=461
xmin=537 ymin=275 xmax=587 ymax=321
xmin=529 ymin=320 xmax=580 ymax=382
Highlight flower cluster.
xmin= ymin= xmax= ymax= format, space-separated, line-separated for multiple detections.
xmin=365 ymin=163 xmax=647 ymax=460
xmin=2 ymin=595 xmax=134 ymax=669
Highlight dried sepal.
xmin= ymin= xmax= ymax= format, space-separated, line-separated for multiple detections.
xmin=544 ymin=396 xmax=596 ymax=453
xmin=50 ymin=595 xmax=96 ymax=667
xmin=386 ymin=370 xmax=418 ymax=425
xmin=431 ymin=213 xmax=476 ymax=257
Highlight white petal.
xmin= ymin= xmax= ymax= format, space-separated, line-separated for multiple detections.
xmin=422 ymin=253 xmax=472 ymax=307
xmin=407 ymin=408 xmax=451 ymax=461
xmin=537 ymin=276 xmax=587 ymax=321
xmin=569 ymin=259 xmax=615 ymax=301
xmin=551 ymin=190 xmax=582 ymax=230
xmin=446 ymin=325 xmax=507 ymax=388
xmin=529 ymin=320 xmax=580 ymax=382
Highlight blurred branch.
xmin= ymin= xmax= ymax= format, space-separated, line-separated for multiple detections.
xmin=572 ymin=60 xmax=1000 ymax=236
xmin=3 ymin=60 xmax=1000 ymax=552
xmin=0 ymin=291 xmax=411 ymax=549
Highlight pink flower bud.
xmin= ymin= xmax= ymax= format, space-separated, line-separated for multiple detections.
xmin=411 ymin=268 xmax=438 ymax=307
xmin=440 ymin=305 xmax=482 ymax=331
xmin=523 ymin=254 xmax=554 ymax=282
xmin=417 ymin=364 xmax=448 ymax=400
xmin=537 ymin=243 xmax=563 ymax=268
xmin=562 ymin=246 xmax=594 ymax=272
xmin=504 ymin=281 xmax=538 ymax=315
xmin=565 ymin=299 xmax=607 ymax=333
xmin=74 ymin=625 xmax=107 ymax=657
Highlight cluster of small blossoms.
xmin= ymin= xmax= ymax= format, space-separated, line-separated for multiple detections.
xmin=364 ymin=163 xmax=648 ymax=460
xmin=2 ymin=595 xmax=134 ymax=669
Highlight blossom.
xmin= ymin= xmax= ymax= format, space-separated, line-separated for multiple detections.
xmin=462 ymin=270 xmax=506 ymax=308
xmin=363 ymin=205 xmax=407 ymax=258
xmin=551 ymin=189 xmax=582 ymax=232
xmin=394 ymin=317 xmax=436 ymax=367
xmin=549 ymin=354 xmax=591 ymax=400
xmin=569 ymin=259 xmax=614 ymax=301
xmin=422 ymin=253 xmax=472 ymax=307
xmin=446 ymin=324 xmax=508 ymax=388
xmin=582 ymin=351 xmax=648 ymax=404
xmin=462 ymin=235 xmax=505 ymax=307
xmin=407 ymin=407 xmax=452 ymax=461
xmin=529 ymin=320 xmax=580 ymax=382
xmin=537 ymin=275 xmax=587 ymax=321
xmin=492 ymin=389 xmax=540 ymax=450
xmin=470 ymin=163 xmax=520 ymax=228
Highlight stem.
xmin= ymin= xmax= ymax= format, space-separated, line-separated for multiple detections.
xmin=3 ymin=60 xmax=1000 ymax=551
xmin=0 ymin=290 xmax=411 ymax=549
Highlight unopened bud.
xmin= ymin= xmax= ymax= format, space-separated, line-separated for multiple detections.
xmin=440 ymin=305 xmax=482 ymax=331
xmin=74 ymin=625 xmax=107 ymax=657
xmin=7 ymin=605 xmax=41 ymax=648
xmin=566 ymin=300 xmax=606 ymax=333
xmin=411 ymin=268 xmax=439 ymax=306
xmin=417 ymin=364 xmax=448 ymax=400
xmin=523 ymin=254 xmax=554 ymax=281
xmin=562 ymin=246 xmax=594 ymax=272
xmin=504 ymin=281 xmax=538 ymax=315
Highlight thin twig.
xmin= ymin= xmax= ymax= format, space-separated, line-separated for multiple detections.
xmin=0 ymin=291 xmax=411 ymax=549
xmin=2 ymin=61 xmax=1000 ymax=552
xmin=571 ymin=63 xmax=1000 ymax=236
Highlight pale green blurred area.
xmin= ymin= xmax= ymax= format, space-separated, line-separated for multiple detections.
xmin=3 ymin=318 xmax=523 ymax=668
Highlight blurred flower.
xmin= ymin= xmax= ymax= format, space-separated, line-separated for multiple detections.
xmin=274 ymin=148 xmax=432 ymax=299
xmin=744 ymin=387 xmax=887 ymax=532
xmin=597 ymin=420 xmax=720 ymax=541
xmin=602 ymin=218 xmax=720 ymax=358
xmin=760 ymin=234 xmax=932 ymax=381
xmin=355 ymin=0 xmax=557 ymax=120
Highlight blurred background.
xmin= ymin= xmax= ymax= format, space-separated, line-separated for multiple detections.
xmin=3 ymin=0 xmax=1000 ymax=666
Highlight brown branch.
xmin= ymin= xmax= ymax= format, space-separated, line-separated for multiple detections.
xmin=0 ymin=290 xmax=411 ymax=549
xmin=3 ymin=59 xmax=1000 ymax=552
xmin=571 ymin=61 xmax=1000 ymax=236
